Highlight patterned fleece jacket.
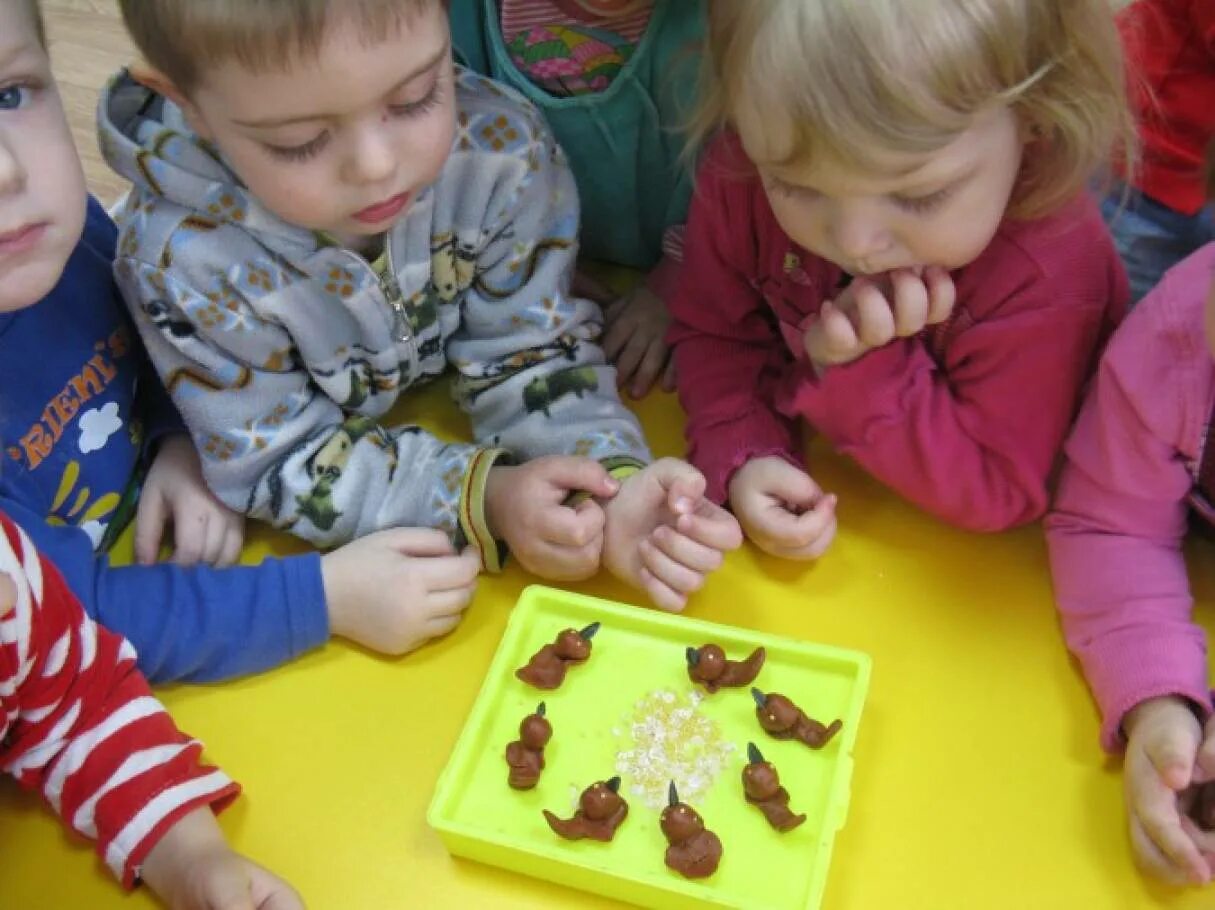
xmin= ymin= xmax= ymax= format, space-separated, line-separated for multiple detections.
xmin=97 ymin=66 xmax=648 ymax=568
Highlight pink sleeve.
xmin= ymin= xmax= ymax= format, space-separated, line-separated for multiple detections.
xmin=1045 ymin=293 xmax=1210 ymax=753
xmin=784 ymin=269 xmax=1112 ymax=531
xmin=667 ymin=146 xmax=802 ymax=504
xmin=0 ymin=512 xmax=239 ymax=887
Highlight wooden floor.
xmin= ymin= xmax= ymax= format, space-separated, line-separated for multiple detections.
xmin=42 ymin=0 xmax=133 ymax=203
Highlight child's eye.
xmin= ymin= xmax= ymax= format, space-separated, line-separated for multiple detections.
xmin=265 ymin=132 xmax=330 ymax=163
xmin=388 ymin=80 xmax=442 ymax=119
xmin=893 ymin=186 xmax=953 ymax=215
xmin=0 ymin=84 xmax=32 ymax=112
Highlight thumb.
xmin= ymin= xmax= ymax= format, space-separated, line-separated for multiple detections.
xmin=1198 ymin=717 xmax=1215 ymax=782
xmin=376 ymin=527 xmax=456 ymax=558
xmin=649 ymin=459 xmax=706 ymax=515
xmin=540 ymin=456 xmax=618 ymax=498
xmin=133 ymin=491 xmax=167 ymax=565
xmin=573 ymin=497 xmax=607 ymax=533
xmin=1147 ymin=726 xmax=1200 ymax=792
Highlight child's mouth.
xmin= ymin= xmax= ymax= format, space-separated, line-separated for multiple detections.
xmin=352 ymin=193 xmax=411 ymax=226
xmin=0 ymin=223 xmax=46 ymax=256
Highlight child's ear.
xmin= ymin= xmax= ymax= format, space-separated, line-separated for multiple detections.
xmin=127 ymin=62 xmax=214 ymax=140
xmin=1015 ymin=112 xmax=1045 ymax=146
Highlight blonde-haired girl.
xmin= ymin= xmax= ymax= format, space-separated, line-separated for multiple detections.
xmin=668 ymin=0 xmax=1134 ymax=559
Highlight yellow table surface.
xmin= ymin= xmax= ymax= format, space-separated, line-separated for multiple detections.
xmin=3 ymin=381 xmax=1215 ymax=910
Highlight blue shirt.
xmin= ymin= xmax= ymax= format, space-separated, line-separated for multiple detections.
xmin=0 ymin=198 xmax=328 ymax=682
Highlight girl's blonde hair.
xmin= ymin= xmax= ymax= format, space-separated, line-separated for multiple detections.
xmin=688 ymin=0 xmax=1135 ymax=220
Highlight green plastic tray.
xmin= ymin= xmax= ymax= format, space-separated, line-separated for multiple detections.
xmin=428 ymin=586 xmax=871 ymax=909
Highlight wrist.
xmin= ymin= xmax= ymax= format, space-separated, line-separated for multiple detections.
xmin=1124 ymin=696 xmax=1199 ymax=738
xmin=484 ymin=465 xmax=515 ymax=540
xmin=139 ymin=807 xmax=229 ymax=893
xmin=320 ymin=552 xmax=350 ymax=641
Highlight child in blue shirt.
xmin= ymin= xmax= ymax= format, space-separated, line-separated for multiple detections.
xmin=0 ymin=1 xmax=481 ymax=682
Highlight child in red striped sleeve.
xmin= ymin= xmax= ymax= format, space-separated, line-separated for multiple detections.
xmin=0 ymin=508 xmax=301 ymax=909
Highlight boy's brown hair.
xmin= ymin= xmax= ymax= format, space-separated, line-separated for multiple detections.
xmin=118 ymin=0 xmax=430 ymax=95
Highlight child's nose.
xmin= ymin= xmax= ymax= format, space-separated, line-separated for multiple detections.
xmin=0 ymin=136 xmax=26 ymax=196
xmin=344 ymin=122 xmax=398 ymax=187
xmin=829 ymin=205 xmax=892 ymax=263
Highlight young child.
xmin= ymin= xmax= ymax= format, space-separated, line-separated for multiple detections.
xmin=1046 ymin=241 xmax=1215 ymax=887
xmin=102 ymin=0 xmax=740 ymax=612
xmin=1103 ymin=0 xmax=1215 ymax=303
xmin=449 ymin=0 xmax=706 ymax=397
xmin=668 ymin=0 xmax=1132 ymax=560
xmin=1 ymin=0 xmax=480 ymax=681
xmin=0 ymin=508 xmax=301 ymax=908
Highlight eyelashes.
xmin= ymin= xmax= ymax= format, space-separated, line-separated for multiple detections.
xmin=263 ymin=78 xmax=445 ymax=164
xmin=765 ymin=173 xmax=956 ymax=216
xmin=892 ymin=186 xmax=954 ymax=214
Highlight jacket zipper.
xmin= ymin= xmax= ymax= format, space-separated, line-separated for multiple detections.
xmin=347 ymin=240 xmax=418 ymax=377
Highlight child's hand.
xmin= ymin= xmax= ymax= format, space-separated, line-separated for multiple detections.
xmin=727 ymin=456 xmax=837 ymax=560
xmin=1122 ymin=697 xmax=1213 ymax=886
xmin=139 ymin=806 xmax=303 ymax=910
xmin=601 ymin=286 xmax=676 ymax=399
xmin=321 ymin=528 xmax=479 ymax=655
xmin=602 ymin=458 xmax=742 ymax=611
xmin=571 ymin=268 xmax=617 ymax=306
xmin=485 ymin=457 xmax=619 ymax=581
xmin=804 ymin=266 xmax=956 ymax=371
xmin=136 ymin=434 xmax=245 ymax=567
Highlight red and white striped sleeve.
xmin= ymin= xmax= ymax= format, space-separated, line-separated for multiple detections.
xmin=0 ymin=510 xmax=239 ymax=887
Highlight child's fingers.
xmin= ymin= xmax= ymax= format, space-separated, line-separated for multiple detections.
xmin=814 ymin=299 xmax=860 ymax=360
xmin=649 ymin=524 xmax=725 ymax=574
xmin=426 ymin=585 xmax=476 ymax=617
xmin=779 ymin=496 xmax=837 ymax=559
xmin=600 ymin=305 xmax=633 ymax=360
xmin=1197 ymin=720 xmax=1215 ymax=782
xmin=522 ymin=538 xmax=601 ymax=582
xmin=639 ymin=538 xmax=706 ymax=596
xmin=747 ymin=504 xmax=807 ymax=549
xmin=658 ymin=463 xmax=707 ymax=516
xmin=133 ymin=492 xmax=168 ymax=565
xmin=375 ymin=526 xmax=456 ymax=557
xmin=661 ymin=357 xmax=678 ymax=392
xmin=1146 ymin=730 xmax=1198 ymax=792
xmin=1130 ymin=817 xmax=1200 ymax=886
xmin=924 ymin=265 xmax=957 ymax=324
xmin=217 ymin=524 xmax=243 ymax=568
xmin=890 ymin=268 xmax=930 ymax=336
xmin=539 ymin=456 xmax=618 ymax=498
xmin=421 ymin=613 xmax=463 ymax=640
xmin=539 ymin=502 xmax=604 ymax=548
xmin=171 ymin=513 xmax=207 ymax=566
xmin=1132 ymin=805 xmax=1210 ymax=885
xmin=630 ymin=337 xmax=669 ymax=399
xmin=638 ymin=565 xmax=687 ymax=613
xmin=852 ymin=280 xmax=896 ymax=348
xmin=422 ymin=552 xmax=482 ymax=591
xmin=614 ymin=330 xmax=651 ymax=391
xmin=676 ymin=502 xmax=743 ymax=551
xmin=200 ymin=512 xmax=228 ymax=565
xmin=572 ymin=269 xmax=616 ymax=306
